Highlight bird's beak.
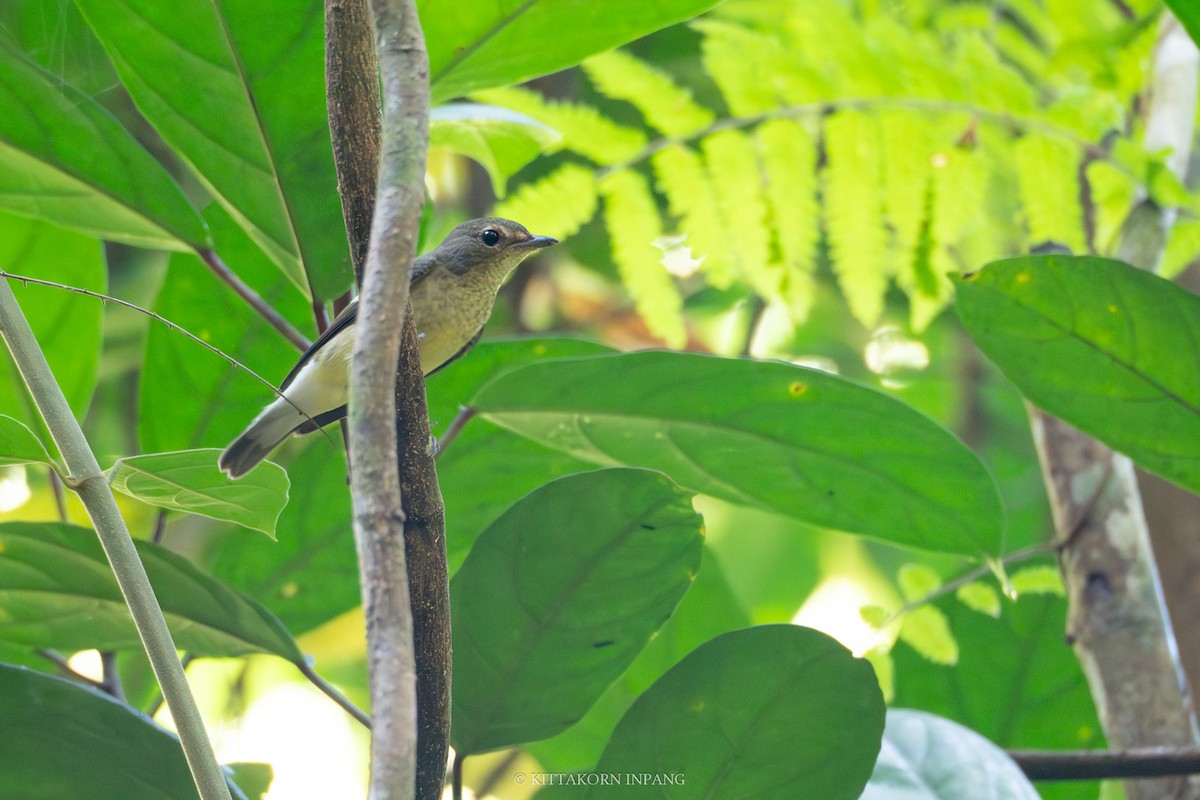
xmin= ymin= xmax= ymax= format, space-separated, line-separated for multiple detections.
xmin=517 ymin=235 xmax=559 ymax=250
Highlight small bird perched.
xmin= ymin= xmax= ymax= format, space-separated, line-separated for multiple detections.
xmin=219 ymin=217 xmax=557 ymax=478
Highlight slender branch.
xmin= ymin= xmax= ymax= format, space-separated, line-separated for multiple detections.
xmin=0 ymin=281 xmax=231 ymax=800
xmin=1011 ymin=747 xmax=1200 ymax=781
xmin=36 ymin=649 xmax=108 ymax=692
xmin=435 ymin=406 xmax=476 ymax=458
xmin=452 ymin=752 xmax=464 ymax=800
xmin=346 ymin=2 xmax=430 ymax=800
xmin=295 ymin=659 xmax=371 ymax=729
xmin=99 ymin=650 xmax=124 ymax=702
xmin=475 ymin=749 xmax=522 ymax=798
xmin=197 ymin=249 xmax=310 ymax=351
xmin=48 ymin=469 xmax=68 ymax=520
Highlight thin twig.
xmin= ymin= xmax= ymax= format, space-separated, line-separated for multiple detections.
xmin=36 ymin=649 xmax=108 ymax=692
xmin=475 ymin=749 xmax=522 ymax=798
xmin=1011 ymin=747 xmax=1200 ymax=780
xmin=198 ymin=249 xmax=310 ymax=351
xmin=435 ymin=406 xmax=477 ymax=459
xmin=99 ymin=650 xmax=125 ymax=701
xmin=48 ymin=469 xmax=68 ymax=520
xmin=295 ymin=659 xmax=372 ymax=729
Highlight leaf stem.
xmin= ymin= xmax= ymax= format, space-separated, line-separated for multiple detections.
xmin=0 ymin=280 xmax=231 ymax=800
xmin=197 ymin=249 xmax=310 ymax=351
xmin=295 ymin=658 xmax=371 ymax=729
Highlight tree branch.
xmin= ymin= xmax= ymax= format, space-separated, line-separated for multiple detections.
xmin=197 ymin=249 xmax=309 ymax=351
xmin=1012 ymin=747 xmax=1200 ymax=781
xmin=0 ymin=282 xmax=231 ymax=800
xmin=344 ymin=1 xmax=430 ymax=799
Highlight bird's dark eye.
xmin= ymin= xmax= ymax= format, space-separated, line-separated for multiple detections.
xmin=481 ymin=229 xmax=501 ymax=246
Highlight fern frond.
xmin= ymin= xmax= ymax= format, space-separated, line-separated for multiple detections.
xmin=493 ymin=163 xmax=598 ymax=240
xmin=473 ymin=87 xmax=646 ymax=165
xmin=756 ymin=119 xmax=819 ymax=319
xmin=1085 ymin=160 xmax=1136 ymax=255
xmin=651 ymin=143 xmax=734 ymax=286
xmin=599 ymin=170 xmax=686 ymax=346
xmin=823 ymin=111 xmax=890 ymax=328
xmin=702 ymin=129 xmax=776 ymax=297
xmin=582 ymin=50 xmax=714 ymax=137
xmin=1015 ymin=132 xmax=1087 ymax=252
xmin=694 ymin=19 xmax=796 ymax=113
xmin=880 ymin=109 xmax=935 ymax=287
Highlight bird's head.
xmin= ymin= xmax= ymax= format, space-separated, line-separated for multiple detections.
xmin=433 ymin=217 xmax=558 ymax=278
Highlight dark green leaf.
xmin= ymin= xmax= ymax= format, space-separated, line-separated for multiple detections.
xmin=108 ymin=450 xmax=289 ymax=538
xmin=0 ymin=415 xmax=51 ymax=467
xmin=139 ymin=206 xmax=312 ymax=454
xmin=0 ymin=521 xmax=301 ymax=659
xmin=427 ymin=336 xmax=615 ymax=573
xmin=0 ymin=214 xmax=105 ymax=436
xmin=451 ymin=468 xmax=703 ymax=755
xmin=472 ymin=351 xmax=1004 ymax=556
xmin=424 ymin=0 xmax=726 ymax=102
xmin=0 ymin=37 xmax=206 ymax=250
xmin=1165 ymin=2 xmax=1200 ymax=50
xmin=862 ymin=709 xmax=1039 ymax=800
xmin=530 ymin=547 xmax=751 ymax=772
xmin=213 ymin=438 xmax=356 ymax=635
xmin=430 ymin=104 xmax=560 ymax=195
xmin=955 ymin=255 xmax=1200 ymax=495
xmin=588 ymin=625 xmax=885 ymax=799
xmin=76 ymin=0 xmax=351 ymax=298
xmin=0 ymin=663 xmax=248 ymax=800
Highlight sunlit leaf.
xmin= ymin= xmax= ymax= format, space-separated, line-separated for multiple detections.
xmin=0 ymin=415 xmax=51 ymax=467
xmin=108 ymin=450 xmax=289 ymax=539
xmin=430 ymin=103 xmax=559 ymax=196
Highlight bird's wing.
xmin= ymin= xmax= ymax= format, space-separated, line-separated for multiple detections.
xmin=426 ymin=325 xmax=485 ymax=377
xmin=280 ymin=300 xmax=359 ymax=391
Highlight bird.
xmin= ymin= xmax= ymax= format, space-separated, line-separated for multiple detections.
xmin=218 ymin=217 xmax=558 ymax=478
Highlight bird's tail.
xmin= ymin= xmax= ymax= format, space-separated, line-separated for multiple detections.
xmin=219 ymin=401 xmax=303 ymax=478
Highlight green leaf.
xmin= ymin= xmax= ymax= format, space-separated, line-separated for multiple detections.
xmin=108 ymin=450 xmax=289 ymax=539
xmin=0 ymin=664 xmax=250 ymax=800
xmin=0 ymin=415 xmax=51 ymax=467
xmin=957 ymin=581 xmax=1002 ymax=617
xmin=757 ymin=119 xmax=820 ymax=319
xmin=450 ymin=468 xmax=704 ymax=755
xmin=493 ymin=162 xmax=600 ymax=241
xmin=0 ymin=215 xmax=105 ymax=435
xmin=212 ymin=439 xmax=356 ymax=635
xmin=0 ymin=521 xmax=301 ymax=659
xmin=702 ymin=129 xmax=777 ymax=297
xmin=1014 ymin=133 xmax=1086 ymax=252
xmin=0 ymin=37 xmax=206 ymax=250
xmin=861 ymin=709 xmax=1039 ymax=800
xmin=898 ymin=563 xmax=942 ymax=601
xmin=472 ymin=351 xmax=1005 ymax=556
xmin=424 ymin=0 xmax=726 ymax=103
xmin=1010 ymin=565 xmax=1065 ymax=597
xmin=954 ymin=254 xmax=1200 ymax=495
xmin=75 ymin=0 xmax=351 ymax=299
xmin=139 ymin=206 xmax=312 ymax=455
xmin=1165 ymin=2 xmax=1200 ymax=52
xmin=599 ymin=170 xmax=686 ymax=347
xmin=426 ymin=337 xmax=616 ymax=575
xmin=227 ymin=763 xmax=274 ymax=800
xmin=587 ymin=625 xmax=885 ymax=799
xmin=582 ymin=50 xmax=714 ymax=137
xmin=430 ymin=103 xmax=559 ymax=197
xmin=899 ymin=606 xmax=959 ymax=666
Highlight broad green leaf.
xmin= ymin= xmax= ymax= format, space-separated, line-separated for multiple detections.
xmin=0 ymin=37 xmax=206 ymax=250
xmin=426 ymin=336 xmax=615 ymax=573
xmin=892 ymin=591 xmax=1103 ymax=756
xmin=861 ymin=709 xmax=1039 ymax=800
xmin=430 ymin=104 xmax=560 ymax=196
xmin=227 ymin=763 xmax=274 ymax=800
xmin=0 ymin=521 xmax=301 ymax=659
xmin=529 ymin=548 xmax=751 ymax=772
xmin=76 ymin=0 xmax=351 ymax=299
xmin=0 ymin=664 xmax=250 ymax=800
xmin=955 ymin=255 xmax=1200 ymax=495
xmin=451 ymin=468 xmax=703 ymax=755
xmin=0 ymin=214 xmax=105 ymax=435
xmin=587 ymin=625 xmax=885 ymax=799
xmin=139 ymin=206 xmax=312 ymax=455
xmin=212 ymin=439 xmax=356 ymax=635
xmin=472 ymin=351 xmax=1005 ymax=556
xmin=0 ymin=415 xmax=51 ymax=467
xmin=108 ymin=450 xmax=289 ymax=539
xmin=423 ymin=0 xmax=726 ymax=103
xmin=1165 ymin=2 xmax=1200 ymax=52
